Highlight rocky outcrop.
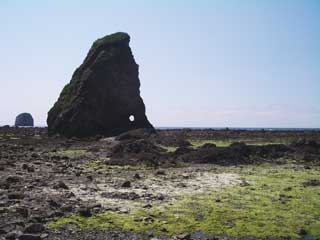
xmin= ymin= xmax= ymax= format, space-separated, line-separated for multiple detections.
xmin=47 ymin=32 xmax=153 ymax=138
xmin=15 ymin=113 xmax=34 ymax=127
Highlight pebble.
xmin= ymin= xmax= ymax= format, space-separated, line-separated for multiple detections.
xmin=24 ymin=223 xmax=44 ymax=234
xmin=78 ymin=207 xmax=92 ymax=217
xmin=8 ymin=192 xmax=25 ymax=200
xmin=52 ymin=181 xmax=69 ymax=190
xmin=121 ymin=180 xmax=131 ymax=188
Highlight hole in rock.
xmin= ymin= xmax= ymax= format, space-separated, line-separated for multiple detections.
xmin=129 ymin=115 xmax=135 ymax=122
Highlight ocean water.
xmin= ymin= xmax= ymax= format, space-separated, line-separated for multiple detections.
xmin=156 ymin=127 xmax=320 ymax=131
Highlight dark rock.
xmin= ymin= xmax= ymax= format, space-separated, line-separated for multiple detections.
xmin=133 ymin=173 xmax=141 ymax=179
xmin=291 ymin=139 xmax=319 ymax=150
xmin=18 ymin=234 xmax=41 ymax=240
xmin=112 ymin=139 xmax=163 ymax=156
xmin=284 ymin=186 xmax=292 ymax=191
xmin=52 ymin=181 xmax=69 ymax=190
xmin=64 ymin=192 xmax=75 ymax=198
xmin=86 ymin=175 xmax=93 ymax=181
xmin=47 ymin=197 xmax=61 ymax=208
xmin=252 ymin=144 xmax=289 ymax=159
xmin=302 ymin=179 xmax=320 ymax=187
xmin=174 ymin=147 xmax=193 ymax=155
xmin=110 ymin=139 xmax=164 ymax=166
xmin=60 ymin=204 xmax=73 ymax=213
xmin=240 ymin=180 xmax=250 ymax=187
xmin=86 ymin=204 xmax=102 ymax=214
xmin=16 ymin=207 xmax=29 ymax=218
xmin=15 ymin=113 xmax=34 ymax=127
xmin=6 ymin=175 xmax=22 ymax=184
xmin=8 ymin=191 xmax=25 ymax=200
xmin=177 ymin=141 xmax=293 ymax=165
xmin=5 ymin=231 xmax=22 ymax=240
xmin=142 ymin=203 xmax=153 ymax=209
xmin=155 ymin=170 xmax=166 ymax=175
xmin=121 ymin=180 xmax=131 ymax=188
xmin=177 ymin=140 xmax=192 ymax=147
xmin=22 ymin=164 xmax=35 ymax=172
xmin=31 ymin=153 xmax=39 ymax=159
xmin=177 ymin=182 xmax=187 ymax=188
xmin=115 ymin=128 xmax=156 ymax=141
xmin=47 ymin=32 xmax=153 ymax=138
xmin=50 ymin=210 xmax=64 ymax=218
xmin=101 ymin=191 xmax=140 ymax=200
xmin=28 ymin=214 xmax=46 ymax=224
xmin=78 ymin=207 xmax=92 ymax=217
xmin=296 ymin=228 xmax=307 ymax=235
xmin=230 ymin=142 xmax=251 ymax=156
xmin=156 ymin=194 xmax=165 ymax=200
xmin=24 ymin=223 xmax=44 ymax=234
xmin=177 ymin=144 xmax=250 ymax=165
xmin=273 ymin=194 xmax=288 ymax=204
xmin=88 ymin=146 xmax=101 ymax=153
xmin=0 ymin=228 xmax=7 ymax=235
xmin=199 ymin=143 xmax=217 ymax=149
xmin=0 ymin=224 xmax=14 ymax=235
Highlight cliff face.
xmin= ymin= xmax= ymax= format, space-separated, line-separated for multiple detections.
xmin=47 ymin=32 xmax=153 ymax=138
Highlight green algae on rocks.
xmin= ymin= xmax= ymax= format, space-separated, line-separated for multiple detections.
xmin=48 ymin=164 xmax=320 ymax=239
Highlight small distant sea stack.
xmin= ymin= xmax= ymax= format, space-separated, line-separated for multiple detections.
xmin=47 ymin=32 xmax=153 ymax=138
xmin=15 ymin=113 xmax=34 ymax=127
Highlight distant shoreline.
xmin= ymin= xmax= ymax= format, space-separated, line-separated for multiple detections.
xmin=1 ymin=125 xmax=319 ymax=131
xmin=156 ymin=127 xmax=320 ymax=131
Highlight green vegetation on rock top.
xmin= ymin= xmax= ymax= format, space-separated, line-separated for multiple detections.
xmin=92 ymin=32 xmax=130 ymax=50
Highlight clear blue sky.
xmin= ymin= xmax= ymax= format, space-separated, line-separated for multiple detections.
xmin=1 ymin=0 xmax=319 ymax=128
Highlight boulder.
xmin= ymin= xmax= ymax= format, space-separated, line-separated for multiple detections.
xmin=23 ymin=223 xmax=44 ymax=234
xmin=109 ymin=139 xmax=164 ymax=166
xmin=47 ymin=32 xmax=153 ymax=138
xmin=15 ymin=113 xmax=34 ymax=127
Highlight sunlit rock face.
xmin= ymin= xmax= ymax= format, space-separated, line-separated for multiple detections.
xmin=47 ymin=32 xmax=153 ymax=138
xmin=15 ymin=113 xmax=34 ymax=127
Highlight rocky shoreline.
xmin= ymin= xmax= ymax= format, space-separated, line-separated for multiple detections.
xmin=0 ymin=127 xmax=320 ymax=240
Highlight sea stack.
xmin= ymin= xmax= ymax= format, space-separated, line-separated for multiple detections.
xmin=47 ymin=32 xmax=153 ymax=138
xmin=15 ymin=113 xmax=34 ymax=127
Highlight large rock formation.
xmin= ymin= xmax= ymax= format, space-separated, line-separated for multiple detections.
xmin=15 ymin=113 xmax=34 ymax=127
xmin=47 ymin=32 xmax=153 ymax=138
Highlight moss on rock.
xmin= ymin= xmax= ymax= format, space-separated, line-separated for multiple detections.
xmin=91 ymin=32 xmax=130 ymax=51
xmin=48 ymin=164 xmax=320 ymax=239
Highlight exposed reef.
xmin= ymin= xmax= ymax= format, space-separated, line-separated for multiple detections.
xmin=47 ymin=32 xmax=153 ymax=138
